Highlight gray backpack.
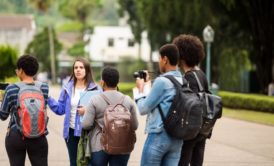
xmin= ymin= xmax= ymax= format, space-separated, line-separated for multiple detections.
xmin=15 ymin=82 xmax=47 ymax=138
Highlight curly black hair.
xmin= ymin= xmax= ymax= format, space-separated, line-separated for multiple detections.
xmin=16 ymin=54 xmax=39 ymax=76
xmin=102 ymin=67 xmax=119 ymax=88
xmin=172 ymin=34 xmax=205 ymax=67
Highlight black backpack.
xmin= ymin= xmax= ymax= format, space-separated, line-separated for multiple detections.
xmin=158 ymin=75 xmax=203 ymax=140
xmin=192 ymin=72 xmax=223 ymax=136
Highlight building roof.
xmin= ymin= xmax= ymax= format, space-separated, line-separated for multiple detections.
xmin=0 ymin=15 xmax=35 ymax=31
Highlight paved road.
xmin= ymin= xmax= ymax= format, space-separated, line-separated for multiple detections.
xmin=0 ymin=85 xmax=273 ymax=166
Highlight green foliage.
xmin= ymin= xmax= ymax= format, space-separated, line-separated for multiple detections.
xmin=117 ymin=0 xmax=144 ymax=43
xmin=57 ymin=22 xmax=83 ymax=32
xmin=224 ymin=108 xmax=274 ymax=126
xmin=218 ymin=48 xmax=251 ymax=91
xmin=117 ymin=57 xmax=147 ymax=82
xmin=26 ymin=27 xmax=62 ymax=71
xmin=118 ymin=82 xmax=135 ymax=97
xmin=59 ymin=0 xmax=100 ymax=32
xmin=0 ymin=0 xmax=31 ymax=13
xmin=5 ymin=76 xmax=19 ymax=83
xmin=219 ymin=91 xmax=274 ymax=113
xmin=68 ymin=42 xmax=86 ymax=57
xmin=0 ymin=45 xmax=18 ymax=81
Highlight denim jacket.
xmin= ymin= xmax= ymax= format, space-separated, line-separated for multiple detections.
xmin=136 ymin=70 xmax=183 ymax=134
xmin=47 ymin=80 xmax=102 ymax=139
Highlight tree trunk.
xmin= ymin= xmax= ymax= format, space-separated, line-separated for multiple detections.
xmin=249 ymin=0 xmax=274 ymax=93
xmin=48 ymin=26 xmax=56 ymax=84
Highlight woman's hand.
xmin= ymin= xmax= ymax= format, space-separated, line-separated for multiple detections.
xmin=77 ymin=106 xmax=85 ymax=116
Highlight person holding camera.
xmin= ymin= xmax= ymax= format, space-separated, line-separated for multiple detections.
xmin=173 ymin=34 xmax=209 ymax=166
xmin=134 ymin=44 xmax=183 ymax=165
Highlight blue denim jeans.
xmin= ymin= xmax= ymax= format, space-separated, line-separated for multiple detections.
xmin=90 ymin=150 xmax=130 ymax=166
xmin=141 ymin=130 xmax=183 ymax=166
xmin=65 ymin=128 xmax=80 ymax=166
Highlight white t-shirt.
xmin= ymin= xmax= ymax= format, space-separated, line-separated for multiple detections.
xmin=70 ymin=88 xmax=84 ymax=129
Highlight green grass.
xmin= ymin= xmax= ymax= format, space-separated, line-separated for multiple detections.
xmin=223 ymin=108 xmax=274 ymax=126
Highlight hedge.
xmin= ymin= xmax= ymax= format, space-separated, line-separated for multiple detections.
xmin=118 ymin=83 xmax=274 ymax=113
xmin=219 ymin=91 xmax=274 ymax=113
xmin=118 ymin=82 xmax=135 ymax=97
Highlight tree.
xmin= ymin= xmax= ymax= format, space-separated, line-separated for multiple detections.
xmin=0 ymin=45 xmax=18 ymax=81
xmin=26 ymin=27 xmax=62 ymax=72
xmin=118 ymin=0 xmax=144 ymax=60
xmin=28 ymin=0 xmax=59 ymax=84
xmin=217 ymin=0 xmax=274 ymax=93
xmin=59 ymin=0 xmax=100 ymax=34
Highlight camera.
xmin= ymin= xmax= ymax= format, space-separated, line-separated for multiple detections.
xmin=133 ymin=70 xmax=147 ymax=81
xmin=0 ymin=83 xmax=9 ymax=90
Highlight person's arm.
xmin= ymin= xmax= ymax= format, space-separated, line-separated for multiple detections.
xmin=0 ymin=85 xmax=14 ymax=120
xmin=129 ymin=97 xmax=139 ymax=130
xmin=136 ymin=78 xmax=166 ymax=115
xmin=47 ymin=89 xmax=67 ymax=115
xmin=81 ymin=99 xmax=96 ymax=129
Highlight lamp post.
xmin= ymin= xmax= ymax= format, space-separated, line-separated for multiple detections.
xmin=203 ymin=25 xmax=214 ymax=86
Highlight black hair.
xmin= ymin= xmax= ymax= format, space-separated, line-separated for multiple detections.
xmin=172 ymin=34 xmax=205 ymax=67
xmin=159 ymin=44 xmax=179 ymax=66
xmin=102 ymin=67 xmax=119 ymax=88
xmin=16 ymin=54 xmax=39 ymax=76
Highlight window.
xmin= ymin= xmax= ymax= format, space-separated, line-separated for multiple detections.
xmin=108 ymin=38 xmax=114 ymax=47
xmin=128 ymin=39 xmax=135 ymax=47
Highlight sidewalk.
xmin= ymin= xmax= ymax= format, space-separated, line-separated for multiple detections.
xmin=0 ymin=85 xmax=273 ymax=165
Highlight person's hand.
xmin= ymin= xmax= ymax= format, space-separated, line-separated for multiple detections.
xmin=136 ymin=78 xmax=145 ymax=93
xmin=77 ymin=106 xmax=85 ymax=116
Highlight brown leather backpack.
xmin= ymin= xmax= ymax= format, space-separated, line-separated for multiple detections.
xmin=100 ymin=94 xmax=136 ymax=154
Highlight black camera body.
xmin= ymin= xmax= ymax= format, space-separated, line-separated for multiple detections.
xmin=0 ymin=83 xmax=9 ymax=90
xmin=133 ymin=70 xmax=147 ymax=81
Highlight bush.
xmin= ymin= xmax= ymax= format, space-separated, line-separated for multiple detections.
xmin=118 ymin=82 xmax=135 ymax=97
xmin=0 ymin=45 xmax=18 ymax=81
xmin=219 ymin=91 xmax=274 ymax=113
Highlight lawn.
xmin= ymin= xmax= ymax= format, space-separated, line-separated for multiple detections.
xmin=223 ymin=108 xmax=274 ymax=126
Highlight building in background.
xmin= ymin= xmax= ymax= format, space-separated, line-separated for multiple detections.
xmin=85 ymin=26 xmax=158 ymax=64
xmin=0 ymin=15 xmax=36 ymax=55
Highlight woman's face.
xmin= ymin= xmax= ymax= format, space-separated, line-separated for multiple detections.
xmin=73 ymin=61 xmax=86 ymax=81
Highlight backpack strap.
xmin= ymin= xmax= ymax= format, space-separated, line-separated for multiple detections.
xmin=192 ymin=71 xmax=204 ymax=92
xmin=101 ymin=94 xmax=112 ymax=105
xmin=157 ymin=75 xmax=183 ymax=122
xmin=164 ymin=75 xmax=183 ymax=89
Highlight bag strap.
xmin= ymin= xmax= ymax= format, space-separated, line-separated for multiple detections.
xmin=15 ymin=81 xmax=43 ymax=90
xmin=157 ymin=75 xmax=183 ymax=122
xmin=192 ymin=71 xmax=204 ymax=92
xmin=163 ymin=75 xmax=183 ymax=89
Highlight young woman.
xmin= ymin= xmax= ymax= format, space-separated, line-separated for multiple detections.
xmin=47 ymin=57 xmax=101 ymax=166
xmin=173 ymin=34 xmax=209 ymax=166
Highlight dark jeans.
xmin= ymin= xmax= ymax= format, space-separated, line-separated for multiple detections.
xmin=178 ymin=135 xmax=206 ymax=166
xmin=90 ymin=150 xmax=130 ymax=166
xmin=65 ymin=128 xmax=80 ymax=166
xmin=5 ymin=127 xmax=48 ymax=166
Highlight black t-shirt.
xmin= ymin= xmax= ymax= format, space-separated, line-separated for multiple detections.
xmin=184 ymin=70 xmax=209 ymax=93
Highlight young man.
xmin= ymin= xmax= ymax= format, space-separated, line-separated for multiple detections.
xmin=134 ymin=44 xmax=183 ymax=166
xmin=0 ymin=55 xmax=49 ymax=166
xmin=81 ymin=67 xmax=138 ymax=166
